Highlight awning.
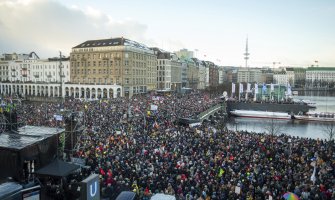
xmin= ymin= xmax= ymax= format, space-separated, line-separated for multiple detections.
xmin=34 ymin=159 xmax=80 ymax=177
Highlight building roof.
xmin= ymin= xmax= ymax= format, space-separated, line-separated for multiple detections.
xmin=0 ymin=126 xmax=64 ymax=151
xmin=307 ymin=67 xmax=335 ymax=71
xmin=73 ymin=37 xmax=151 ymax=51
xmin=150 ymin=47 xmax=171 ymax=59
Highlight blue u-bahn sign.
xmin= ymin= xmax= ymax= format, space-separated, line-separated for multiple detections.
xmin=81 ymin=174 xmax=100 ymax=200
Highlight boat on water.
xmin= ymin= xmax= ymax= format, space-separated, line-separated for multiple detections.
xmin=293 ymin=112 xmax=335 ymax=122
xmin=230 ymin=110 xmax=292 ymax=120
xmin=292 ymin=99 xmax=317 ymax=109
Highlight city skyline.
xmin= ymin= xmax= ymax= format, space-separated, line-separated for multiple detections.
xmin=0 ymin=0 xmax=334 ymax=67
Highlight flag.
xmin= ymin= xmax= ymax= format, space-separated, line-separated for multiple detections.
xmin=232 ymin=83 xmax=235 ymax=94
xmin=239 ymin=83 xmax=244 ymax=93
xmin=310 ymin=166 xmax=316 ymax=184
xmin=271 ymin=83 xmax=274 ymax=91
xmin=218 ymin=168 xmax=225 ymax=177
xmin=255 ymin=83 xmax=258 ymax=94
xmin=262 ymin=83 xmax=267 ymax=93
xmin=287 ymin=83 xmax=292 ymax=96
xmin=99 ymin=168 xmax=106 ymax=176
xmin=247 ymin=83 xmax=251 ymax=92
xmin=153 ymin=121 xmax=159 ymax=129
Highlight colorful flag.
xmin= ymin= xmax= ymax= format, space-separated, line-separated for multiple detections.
xmin=218 ymin=168 xmax=225 ymax=177
xmin=262 ymin=83 xmax=267 ymax=93
xmin=255 ymin=83 xmax=258 ymax=94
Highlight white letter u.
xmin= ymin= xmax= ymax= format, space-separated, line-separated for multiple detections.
xmin=90 ymin=181 xmax=97 ymax=197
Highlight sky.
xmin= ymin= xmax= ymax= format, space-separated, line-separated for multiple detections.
xmin=0 ymin=0 xmax=334 ymax=67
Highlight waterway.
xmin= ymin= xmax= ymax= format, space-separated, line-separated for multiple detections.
xmin=226 ymin=92 xmax=335 ymax=139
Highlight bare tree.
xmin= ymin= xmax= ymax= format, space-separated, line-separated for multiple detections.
xmin=264 ymin=118 xmax=286 ymax=147
xmin=323 ymin=122 xmax=335 ymax=142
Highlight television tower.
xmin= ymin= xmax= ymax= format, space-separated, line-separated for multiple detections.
xmin=244 ymin=36 xmax=250 ymax=68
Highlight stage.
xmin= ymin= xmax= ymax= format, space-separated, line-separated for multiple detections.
xmin=0 ymin=125 xmax=65 ymax=182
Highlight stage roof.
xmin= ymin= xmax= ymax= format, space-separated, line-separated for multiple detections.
xmin=0 ymin=126 xmax=64 ymax=151
xmin=34 ymin=159 xmax=80 ymax=177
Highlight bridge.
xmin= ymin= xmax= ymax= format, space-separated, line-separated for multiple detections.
xmin=197 ymin=102 xmax=227 ymax=121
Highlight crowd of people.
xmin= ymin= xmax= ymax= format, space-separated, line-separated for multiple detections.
xmin=8 ymin=91 xmax=335 ymax=199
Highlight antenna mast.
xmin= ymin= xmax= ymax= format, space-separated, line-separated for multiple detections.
xmin=244 ymin=36 xmax=250 ymax=68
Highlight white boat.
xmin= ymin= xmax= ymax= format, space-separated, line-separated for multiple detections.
xmin=301 ymin=100 xmax=317 ymax=108
xmin=230 ymin=110 xmax=292 ymax=119
xmin=294 ymin=112 xmax=335 ymax=122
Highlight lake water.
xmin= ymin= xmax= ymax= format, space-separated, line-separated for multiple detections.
xmin=226 ymin=93 xmax=335 ymax=139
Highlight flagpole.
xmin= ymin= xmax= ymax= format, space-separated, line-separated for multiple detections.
xmin=278 ymin=85 xmax=280 ymax=102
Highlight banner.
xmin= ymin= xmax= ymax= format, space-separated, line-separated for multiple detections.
xmin=287 ymin=83 xmax=292 ymax=96
xmin=152 ymin=96 xmax=160 ymax=101
xmin=262 ymin=83 xmax=267 ymax=93
xmin=53 ymin=114 xmax=63 ymax=121
xmin=150 ymin=104 xmax=158 ymax=111
xmin=232 ymin=83 xmax=235 ymax=94
xmin=255 ymin=83 xmax=258 ymax=94
xmin=271 ymin=83 xmax=274 ymax=91
xmin=247 ymin=83 xmax=251 ymax=92
xmin=239 ymin=83 xmax=244 ymax=93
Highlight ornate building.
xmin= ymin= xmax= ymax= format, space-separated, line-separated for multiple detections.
xmin=70 ymin=37 xmax=157 ymax=97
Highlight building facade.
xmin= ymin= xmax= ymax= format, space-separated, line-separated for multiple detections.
xmin=237 ymin=68 xmax=262 ymax=83
xmin=0 ymin=52 xmax=70 ymax=83
xmin=174 ymin=49 xmax=194 ymax=60
xmin=70 ymin=37 xmax=157 ymax=97
xmin=151 ymin=48 xmax=182 ymax=92
xmin=192 ymin=58 xmax=206 ymax=89
xmin=273 ymin=71 xmax=288 ymax=85
xmin=306 ymin=67 xmax=335 ymax=87
xmin=293 ymin=67 xmax=306 ymax=88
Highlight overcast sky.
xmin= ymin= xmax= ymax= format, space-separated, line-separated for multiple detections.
xmin=0 ymin=0 xmax=334 ymax=67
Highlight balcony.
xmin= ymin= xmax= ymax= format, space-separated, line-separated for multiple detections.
xmin=34 ymin=74 xmax=39 ymax=78
xmin=22 ymin=74 xmax=27 ymax=77
xmin=11 ymin=74 xmax=16 ymax=77
xmin=11 ymin=68 xmax=16 ymax=71
xmin=47 ymin=75 xmax=52 ymax=78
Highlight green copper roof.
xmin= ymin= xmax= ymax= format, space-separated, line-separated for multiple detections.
xmin=307 ymin=67 xmax=335 ymax=71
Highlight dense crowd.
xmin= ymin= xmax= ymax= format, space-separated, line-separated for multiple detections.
xmin=9 ymin=91 xmax=335 ymax=199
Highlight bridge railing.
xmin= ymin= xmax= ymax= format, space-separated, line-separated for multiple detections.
xmin=197 ymin=103 xmax=226 ymax=121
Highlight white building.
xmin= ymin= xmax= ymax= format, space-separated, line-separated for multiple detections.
xmin=306 ymin=67 xmax=335 ymax=86
xmin=0 ymin=52 xmax=70 ymax=83
xmin=273 ymin=71 xmax=288 ymax=85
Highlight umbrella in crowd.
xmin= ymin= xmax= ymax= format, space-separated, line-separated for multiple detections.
xmin=283 ymin=192 xmax=300 ymax=200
